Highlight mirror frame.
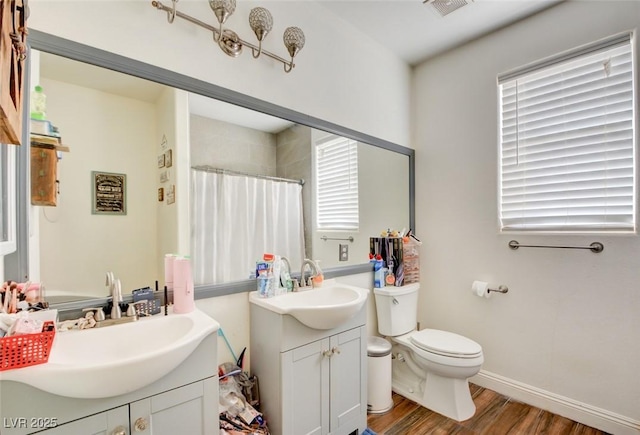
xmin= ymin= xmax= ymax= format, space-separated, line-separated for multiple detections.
xmin=11 ymin=29 xmax=415 ymax=310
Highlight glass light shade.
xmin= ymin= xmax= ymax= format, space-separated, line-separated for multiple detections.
xmin=283 ymin=26 xmax=305 ymax=58
xmin=209 ymin=0 xmax=236 ymax=24
xmin=249 ymin=7 xmax=273 ymax=42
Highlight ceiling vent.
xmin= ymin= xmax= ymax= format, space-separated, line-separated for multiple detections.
xmin=423 ymin=0 xmax=473 ymax=17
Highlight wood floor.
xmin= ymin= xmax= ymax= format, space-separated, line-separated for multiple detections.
xmin=367 ymin=384 xmax=610 ymax=435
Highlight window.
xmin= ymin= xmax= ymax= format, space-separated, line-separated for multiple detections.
xmin=315 ymin=134 xmax=359 ymax=231
xmin=0 ymin=144 xmax=16 ymax=255
xmin=498 ymin=33 xmax=635 ymax=232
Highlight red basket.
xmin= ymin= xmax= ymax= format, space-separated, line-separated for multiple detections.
xmin=0 ymin=329 xmax=55 ymax=371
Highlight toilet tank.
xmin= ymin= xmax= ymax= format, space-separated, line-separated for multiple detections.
xmin=374 ymin=283 xmax=420 ymax=337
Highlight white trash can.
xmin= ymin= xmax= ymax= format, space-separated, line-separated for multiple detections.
xmin=367 ymin=336 xmax=393 ymax=414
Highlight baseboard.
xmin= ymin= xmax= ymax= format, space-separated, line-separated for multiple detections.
xmin=471 ymin=371 xmax=640 ymax=435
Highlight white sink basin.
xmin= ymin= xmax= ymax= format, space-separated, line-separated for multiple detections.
xmin=249 ymin=280 xmax=369 ymax=329
xmin=0 ymin=308 xmax=219 ymax=399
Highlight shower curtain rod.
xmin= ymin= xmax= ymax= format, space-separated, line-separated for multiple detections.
xmin=192 ymin=165 xmax=305 ymax=186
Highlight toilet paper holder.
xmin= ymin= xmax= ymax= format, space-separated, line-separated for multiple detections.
xmin=488 ymin=285 xmax=509 ymax=294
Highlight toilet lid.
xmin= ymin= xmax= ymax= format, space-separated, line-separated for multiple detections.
xmin=410 ymin=329 xmax=482 ymax=358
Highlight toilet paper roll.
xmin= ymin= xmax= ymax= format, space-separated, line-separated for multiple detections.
xmin=472 ymin=280 xmax=490 ymax=298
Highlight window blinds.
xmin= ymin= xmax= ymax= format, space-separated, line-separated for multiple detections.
xmin=316 ymin=135 xmax=359 ymax=231
xmin=498 ymin=33 xmax=635 ymax=232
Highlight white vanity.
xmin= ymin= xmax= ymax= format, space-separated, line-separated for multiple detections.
xmin=249 ymin=282 xmax=369 ymax=435
xmin=0 ymin=309 xmax=220 ymax=435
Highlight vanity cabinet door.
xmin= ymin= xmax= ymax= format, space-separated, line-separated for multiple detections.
xmin=280 ymin=327 xmax=366 ymax=435
xmin=282 ymin=338 xmax=330 ymax=435
xmin=36 ymin=405 xmax=128 ymax=435
xmin=329 ymin=327 xmax=366 ymax=433
xmin=129 ymin=378 xmax=218 ymax=435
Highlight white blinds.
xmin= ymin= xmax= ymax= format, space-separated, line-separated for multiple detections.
xmin=499 ymin=34 xmax=635 ymax=232
xmin=316 ymin=135 xmax=359 ymax=231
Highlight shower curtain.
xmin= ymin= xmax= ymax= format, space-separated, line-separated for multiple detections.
xmin=191 ymin=169 xmax=305 ymax=285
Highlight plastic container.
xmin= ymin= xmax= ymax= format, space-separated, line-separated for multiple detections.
xmin=402 ymin=237 xmax=421 ymax=285
xmin=164 ymin=254 xmax=178 ymax=291
xmin=173 ymin=256 xmax=195 ymax=313
xmin=367 ymin=336 xmax=393 ymax=414
xmin=1 ymin=328 xmax=55 ymax=371
xmin=30 ymin=85 xmax=47 ymax=120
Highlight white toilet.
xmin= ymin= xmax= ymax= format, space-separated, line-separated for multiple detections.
xmin=374 ymin=283 xmax=483 ymax=421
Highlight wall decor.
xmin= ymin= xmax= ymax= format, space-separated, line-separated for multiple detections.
xmin=167 ymin=184 xmax=175 ymax=205
xmin=92 ymin=171 xmax=126 ymax=215
xmin=157 ymin=153 xmax=165 ymax=168
xmin=160 ymin=170 xmax=169 ymax=183
xmin=158 ymin=187 xmax=164 ymax=202
xmin=165 ymin=149 xmax=173 ymax=168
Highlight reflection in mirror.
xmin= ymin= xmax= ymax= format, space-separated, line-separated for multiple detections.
xmin=30 ymin=46 xmax=411 ymax=305
xmin=0 ymin=144 xmax=16 ymax=256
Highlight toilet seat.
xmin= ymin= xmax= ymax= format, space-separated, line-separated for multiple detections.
xmin=409 ymin=329 xmax=482 ymax=359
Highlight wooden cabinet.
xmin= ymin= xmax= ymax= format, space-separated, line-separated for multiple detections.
xmin=30 ymin=146 xmax=58 ymax=206
xmin=0 ymin=0 xmax=27 ymax=145
xmin=251 ymin=298 xmax=367 ymax=435
xmin=30 ymin=134 xmax=70 ymax=206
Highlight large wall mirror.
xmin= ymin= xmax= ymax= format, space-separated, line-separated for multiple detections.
xmin=19 ymin=30 xmax=414 ymax=308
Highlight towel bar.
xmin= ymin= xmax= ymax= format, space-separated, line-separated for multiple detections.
xmin=320 ymin=236 xmax=354 ymax=242
xmin=508 ymin=240 xmax=604 ymax=253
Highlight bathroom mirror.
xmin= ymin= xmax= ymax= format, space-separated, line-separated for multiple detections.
xmin=21 ymin=30 xmax=414 ymax=306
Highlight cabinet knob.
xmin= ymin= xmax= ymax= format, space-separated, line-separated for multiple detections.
xmin=111 ymin=426 xmax=127 ymax=435
xmin=134 ymin=417 xmax=149 ymax=432
xmin=322 ymin=347 xmax=341 ymax=357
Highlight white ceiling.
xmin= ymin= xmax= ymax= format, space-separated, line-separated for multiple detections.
xmin=38 ymin=52 xmax=294 ymax=133
xmin=319 ymin=0 xmax=564 ymax=65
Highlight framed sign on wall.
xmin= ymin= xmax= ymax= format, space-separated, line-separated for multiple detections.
xmin=92 ymin=171 xmax=126 ymax=215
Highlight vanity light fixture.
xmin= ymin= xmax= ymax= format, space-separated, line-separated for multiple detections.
xmin=151 ymin=0 xmax=305 ymax=73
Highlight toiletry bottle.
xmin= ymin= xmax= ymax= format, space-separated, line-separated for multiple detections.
xmin=374 ymin=259 xmax=385 ymax=288
xmin=30 ymin=85 xmax=47 ymax=120
xmin=312 ymin=259 xmax=324 ymax=287
xmin=173 ymin=256 xmax=195 ymax=314
xmin=256 ymin=261 xmax=270 ymax=297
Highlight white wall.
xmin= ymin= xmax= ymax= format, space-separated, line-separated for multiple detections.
xmin=155 ymin=87 xmax=188 ymax=272
xmin=413 ymin=1 xmax=640 ymax=432
xmin=36 ymin=77 xmax=159 ymax=295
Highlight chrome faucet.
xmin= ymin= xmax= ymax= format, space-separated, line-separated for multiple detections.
xmin=300 ymin=259 xmax=320 ymax=288
xmin=106 ymin=272 xmax=122 ymax=319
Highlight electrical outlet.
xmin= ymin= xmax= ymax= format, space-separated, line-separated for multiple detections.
xmin=339 ymin=244 xmax=349 ymax=261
